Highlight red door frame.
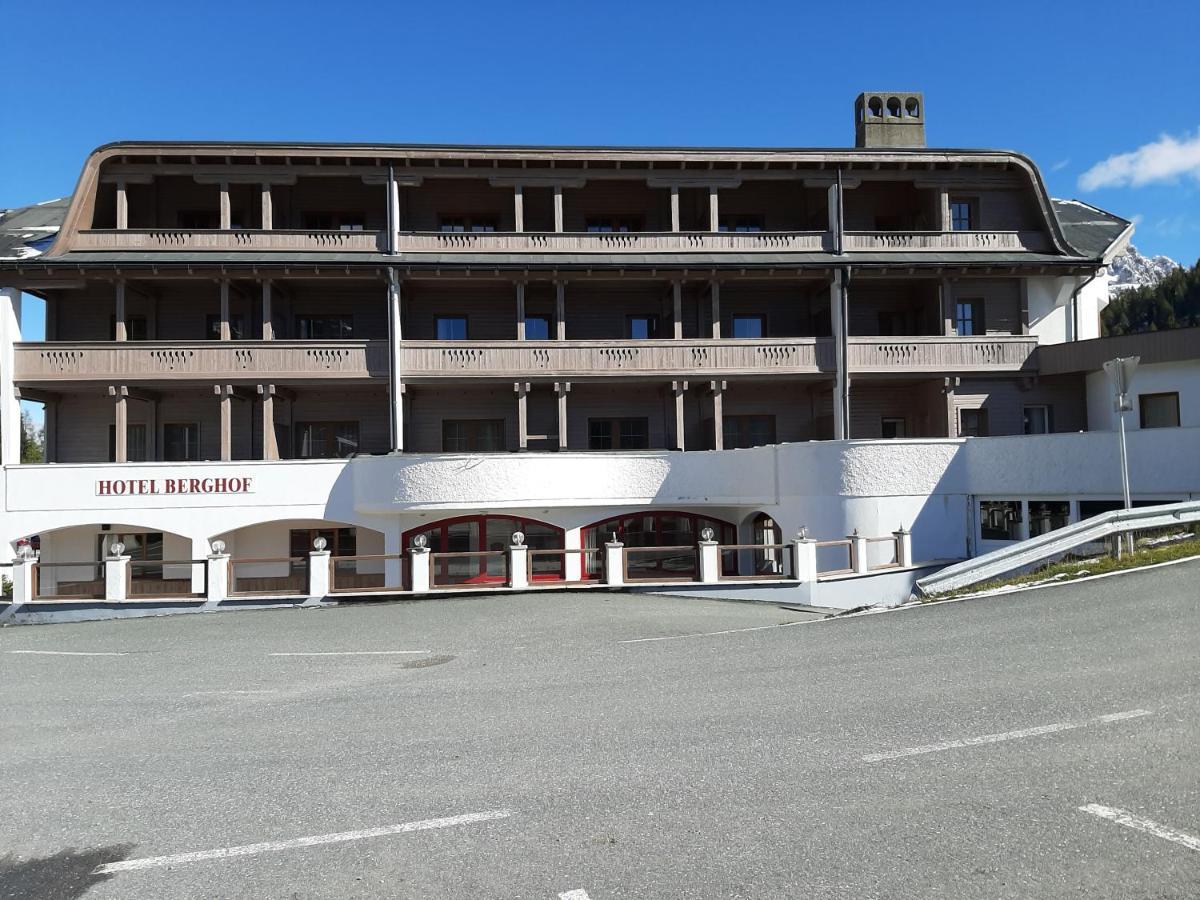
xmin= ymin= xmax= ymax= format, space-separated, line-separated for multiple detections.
xmin=402 ymin=514 xmax=566 ymax=584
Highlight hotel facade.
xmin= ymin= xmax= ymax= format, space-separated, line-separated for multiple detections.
xmin=5 ymin=93 xmax=1193 ymax=605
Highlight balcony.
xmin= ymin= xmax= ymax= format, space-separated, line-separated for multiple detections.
xmin=395 ymin=230 xmax=831 ymax=254
xmin=401 ymin=338 xmax=832 ymax=380
xmin=847 ymin=336 xmax=1038 ymax=374
xmin=843 ymin=231 xmax=1049 ymax=252
xmin=14 ymin=340 xmax=390 ymax=383
xmin=73 ymin=229 xmax=384 ymax=252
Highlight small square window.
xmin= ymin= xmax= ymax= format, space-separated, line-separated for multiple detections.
xmin=1139 ymin=393 xmax=1180 ymax=429
xmin=524 ymin=316 xmax=551 ymax=340
xmin=881 ymin=418 xmax=906 ymax=439
xmin=730 ymin=315 xmax=764 ymax=339
xmin=436 ymin=317 xmax=468 ymax=340
xmin=959 ymin=408 xmax=989 ymax=437
xmin=627 ymin=315 xmax=659 ymax=340
xmin=163 ymin=423 xmax=200 ymax=461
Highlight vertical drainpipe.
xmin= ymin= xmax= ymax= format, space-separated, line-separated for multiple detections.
xmin=833 ymin=169 xmax=851 ymax=439
xmin=385 ymin=165 xmax=398 ymax=452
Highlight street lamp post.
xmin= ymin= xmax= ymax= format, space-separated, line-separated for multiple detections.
xmin=1102 ymin=355 xmax=1140 ymax=556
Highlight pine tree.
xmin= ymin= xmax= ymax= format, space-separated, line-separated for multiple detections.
xmin=19 ymin=410 xmax=44 ymax=464
xmin=1103 ymin=258 xmax=1200 ymax=336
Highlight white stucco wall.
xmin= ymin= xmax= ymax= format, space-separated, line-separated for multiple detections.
xmin=1086 ymin=360 xmax=1200 ymax=432
xmin=1027 ymin=274 xmax=1109 ymax=346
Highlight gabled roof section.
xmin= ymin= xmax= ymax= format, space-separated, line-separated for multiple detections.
xmin=0 ymin=197 xmax=69 ymax=260
xmin=1050 ymin=199 xmax=1132 ymax=262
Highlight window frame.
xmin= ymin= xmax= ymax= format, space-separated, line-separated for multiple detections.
xmin=949 ymin=197 xmax=978 ymax=232
xmin=1138 ymin=392 xmax=1181 ymax=429
xmin=1023 ymin=405 xmax=1052 ymax=435
xmin=438 ymin=216 xmax=499 ymax=233
xmin=718 ymin=215 xmax=765 ymax=233
xmin=729 ymin=314 xmax=766 ymax=339
xmin=294 ymin=421 xmax=360 ymax=459
xmin=626 ymin=315 xmax=660 ymax=340
xmin=958 ymin=407 xmax=990 ymax=438
xmin=108 ymin=423 xmax=148 ymax=462
xmin=524 ymin=315 xmax=552 ymax=341
xmin=296 ymin=314 xmax=355 ymax=340
xmin=441 ymin=419 xmax=506 ymax=452
xmin=722 ymin=414 xmax=777 ymax=449
xmin=881 ymin=417 xmax=907 ymax=439
xmin=585 ymin=216 xmax=642 ymax=233
xmin=588 ymin=417 xmax=650 ymax=451
xmin=205 ymin=313 xmax=247 ymax=341
xmin=162 ymin=423 xmax=201 ymax=462
xmin=955 ymin=299 xmax=984 ymax=337
xmin=435 ymin=315 xmax=469 ymax=341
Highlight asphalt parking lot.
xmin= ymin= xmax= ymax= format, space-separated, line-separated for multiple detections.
xmin=2 ymin=561 xmax=1199 ymax=899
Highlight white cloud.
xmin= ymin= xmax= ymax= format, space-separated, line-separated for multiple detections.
xmin=1051 ymin=158 xmax=1070 ymax=172
xmin=1079 ymin=129 xmax=1200 ymax=190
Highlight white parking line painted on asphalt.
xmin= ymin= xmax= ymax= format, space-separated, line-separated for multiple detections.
xmin=559 ymin=890 xmax=592 ymax=899
xmin=1079 ymin=804 xmax=1200 ymax=853
xmin=268 ymin=650 xmax=430 ymax=657
xmin=182 ymin=690 xmax=279 ymax=697
xmin=93 ymin=809 xmax=513 ymax=874
xmin=7 ymin=649 xmax=130 ymax=657
xmin=618 ymin=620 xmax=810 ymax=644
xmin=861 ymin=709 xmax=1152 ymax=762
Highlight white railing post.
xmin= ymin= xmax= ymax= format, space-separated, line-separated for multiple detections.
xmin=604 ymin=541 xmax=625 ymax=586
xmin=793 ymin=537 xmax=818 ymax=583
xmin=563 ymin=529 xmax=583 ymax=582
xmin=849 ymin=531 xmax=870 ymax=575
xmin=698 ymin=539 xmax=721 ymax=583
xmin=308 ymin=550 xmax=331 ymax=600
xmin=409 ymin=547 xmax=431 ymax=592
xmin=206 ymin=551 xmax=230 ymax=604
xmin=11 ymin=557 xmax=36 ymax=604
xmin=105 ymin=555 xmax=130 ymax=602
xmin=893 ymin=526 xmax=913 ymax=568
xmin=509 ymin=543 xmax=529 ymax=590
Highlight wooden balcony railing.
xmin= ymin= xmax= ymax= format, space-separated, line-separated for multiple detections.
xmin=14 ymin=340 xmax=391 ymax=382
xmin=842 ymin=230 xmax=1049 ymax=252
xmin=400 ymin=339 xmax=832 ymax=379
xmin=847 ymin=336 xmax=1038 ymax=373
xmin=73 ymin=229 xmax=384 ymax=252
xmin=396 ymin=230 xmax=831 ymax=253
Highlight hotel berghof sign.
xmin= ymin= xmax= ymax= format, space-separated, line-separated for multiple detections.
xmin=95 ymin=476 xmax=254 ymax=497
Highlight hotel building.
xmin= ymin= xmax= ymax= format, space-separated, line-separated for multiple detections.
xmin=5 ymin=92 xmax=1182 ymax=605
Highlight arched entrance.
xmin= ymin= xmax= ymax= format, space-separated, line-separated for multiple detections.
xmin=582 ymin=511 xmax=736 ymax=579
xmin=403 ymin=515 xmax=565 ymax=585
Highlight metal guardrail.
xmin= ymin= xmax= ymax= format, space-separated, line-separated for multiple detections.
xmin=915 ymin=500 xmax=1200 ymax=595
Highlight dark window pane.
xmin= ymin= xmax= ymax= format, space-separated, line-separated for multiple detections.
xmin=525 ymin=317 xmax=551 ymax=340
xmin=436 ymin=317 xmax=468 ymax=340
xmin=588 ymin=420 xmax=614 ymax=450
xmin=731 ymin=316 xmax=763 ymax=339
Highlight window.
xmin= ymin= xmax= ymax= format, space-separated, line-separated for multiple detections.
xmin=588 ymin=418 xmax=649 ymax=450
xmin=302 ymin=213 xmax=365 ymax=231
xmin=979 ymin=500 xmax=1022 ymax=541
xmin=442 ymin=419 xmax=505 ymax=452
xmin=206 ymin=314 xmax=246 ymax=340
xmin=718 ymin=216 xmax=764 ymax=233
xmin=290 ymin=528 xmax=357 ymax=558
xmin=403 ymin=516 xmax=565 ymax=584
xmin=297 ymin=315 xmax=354 ymax=339
xmin=439 ymin=217 xmax=497 ymax=233
xmin=1023 ymin=405 xmax=1052 ymax=435
xmin=1029 ymin=501 xmax=1070 ymax=537
xmin=108 ymin=424 xmax=147 ymax=462
xmin=730 ymin=315 xmax=765 ymax=339
xmin=1139 ymin=392 xmax=1180 ymax=429
xmin=295 ymin=422 xmax=359 ymax=459
xmin=950 ymin=198 xmax=976 ymax=231
xmin=524 ymin=316 xmax=551 ymax=340
xmin=626 ymin=315 xmax=659 ymax=340
xmin=163 ymin=424 xmax=200 ymax=461
xmin=178 ymin=210 xmax=219 ymax=229
xmin=97 ymin=532 xmax=163 ymax=565
xmin=436 ymin=316 xmax=468 ymax=340
xmin=877 ymin=311 xmax=906 ymax=336
xmin=110 ymin=315 xmax=148 ymax=341
xmin=881 ymin=417 xmax=907 ymax=439
xmin=582 ymin=512 xmax=737 ymax=578
xmin=586 ymin=217 xmax=640 ymax=233
xmin=723 ymin=415 xmax=776 ymax=449
xmin=959 ymin=408 xmax=989 ymax=437
xmin=955 ymin=300 xmax=983 ymax=336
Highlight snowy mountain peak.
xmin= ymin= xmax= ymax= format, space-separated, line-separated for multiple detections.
xmin=1105 ymin=244 xmax=1180 ymax=293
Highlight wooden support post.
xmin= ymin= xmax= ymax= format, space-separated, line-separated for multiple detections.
xmin=708 ymin=185 xmax=719 ymax=232
xmin=672 ymin=280 xmax=683 ymax=339
xmin=389 ymin=274 xmax=404 ymax=451
xmin=941 ymin=278 xmax=955 ymax=336
xmin=555 ymin=281 xmax=566 ymax=340
xmin=939 ymin=189 xmax=951 ymax=232
xmin=219 ymin=280 xmax=231 ymax=341
xmin=258 ymin=384 xmax=278 ymax=460
xmin=670 ymin=186 xmax=680 ymax=232
xmin=114 ymin=280 xmax=127 ymax=342
xmin=556 ymin=382 xmax=570 ymax=451
xmin=513 ymin=185 xmax=524 ymax=232
xmin=515 ymin=382 xmax=529 ymax=451
xmin=710 ymin=380 xmax=725 ymax=450
xmin=261 ymin=280 xmax=273 ymax=340
xmin=116 ymin=180 xmax=128 ymax=230
xmin=831 ymin=269 xmax=849 ymax=440
xmin=673 ymin=380 xmax=687 ymax=451
xmin=553 ymin=185 xmax=564 ymax=233
xmin=709 ymin=280 xmax=721 ymax=339
xmin=515 ymin=282 xmax=526 ymax=340
xmin=219 ymin=182 xmax=231 ymax=230
xmin=110 ymin=385 xmax=127 ymax=463
xmin=260 ymin=183 xmax=273 ymax=229
xmin=216 ymin=384 xmax=232 ymax=461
